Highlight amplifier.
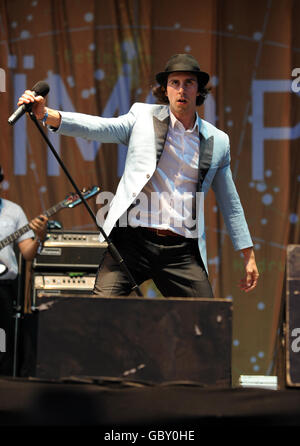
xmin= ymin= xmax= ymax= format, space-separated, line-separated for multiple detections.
xmin=32 ymin=272 xmax=96 ymax=308
xmin=32 ymin=230 xmax=107 ymax=271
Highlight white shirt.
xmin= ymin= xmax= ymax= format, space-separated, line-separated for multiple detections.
xmin=128 ymin=111 xmax=200 ymax=237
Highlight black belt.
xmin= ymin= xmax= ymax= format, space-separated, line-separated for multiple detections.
xmin=142 ymin=227 xmax=183 ymax=237
xmin=137 ymin=227 xmax=197 ymax=243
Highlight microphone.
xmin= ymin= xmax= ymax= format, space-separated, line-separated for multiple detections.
xmin=8 ymin=81 xmax=50 ymax=126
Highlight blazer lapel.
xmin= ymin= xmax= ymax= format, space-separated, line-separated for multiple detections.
xmin=197 ymin=134 xmax=214 ymax=192
xmin=153 ymin=107 xmax=170 ymax=165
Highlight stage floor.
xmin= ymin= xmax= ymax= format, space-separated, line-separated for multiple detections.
xmin=0 ymin=376 xmax=300 ymax=427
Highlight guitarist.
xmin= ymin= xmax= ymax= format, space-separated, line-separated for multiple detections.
xmin=0 ymin=165 xmax=48 ymax=376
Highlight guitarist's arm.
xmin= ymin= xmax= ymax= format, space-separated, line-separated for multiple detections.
xmin=18 ymin=215 xmax=48 ymax=260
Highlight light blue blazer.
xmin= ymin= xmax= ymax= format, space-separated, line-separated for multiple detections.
xmin=56 ymin=103 xmax=253 ymax=273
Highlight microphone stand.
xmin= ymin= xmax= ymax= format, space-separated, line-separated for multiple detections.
xmin=12 ymin=253 xmax=26 ymax=377
xmin=28 ymin=111 xmax=143 ymax=297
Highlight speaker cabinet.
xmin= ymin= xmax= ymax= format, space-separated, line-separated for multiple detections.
xmin=23 ymin=296 xmax=232 ymax=387
xmin=286 ymin=245 xmax=300 ymax=387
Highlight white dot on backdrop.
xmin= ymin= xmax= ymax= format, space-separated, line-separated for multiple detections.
xmin=227 ymin=120 xmax=233 ymax=127
xmin=174 ymin=23 xmax=181 ymax=29
xmin=39 ymin=186 xmax=47 ymax=193
xmin=81 ymin=89 xmax=90 ymax=99
xmin=233 ymin=339 xmax=239 ymax=347
xmin=254 ymin=243 xmax=261 ymax=250
xmin=261 ymin=218 xmax=267 ymax=225
xmin=265 ymin=169 xmax=272 ymax=177
xmin=262 ymin=193 xmax=273 ymax=205
xmin=248 ymin=115 xmax=253 ymax=123
xmin=249 ymin=181 xmax=255 ymax=188
xmin=250 ymin=356 xmax=257 ymax=363
xmin=257 ymin=302 xmax=265 ymax=310
xmin=258 ymin=351 xmax=265 ymax=358
xmin=184 ymin=45 xmax=191 ymax=52
xmin=94 ymin=69 xmax=105 ymax=81
xmin=67 ymin=76 xmax=75 ymax=87
xmin=213 ymin=205 xmax=218 ymax=212
xmin=290 ymin=213 xmax=299 ymax=224
xmin=20 ymin=30 xmax=31 ymax=39
xmin=208 ymin=256 xmax=220 ymax=266
xmin=32 ymin=1 xmax=38 ymax=6
xmin=227 ymin=24 xmax=234 ymax=30
xmin=256 ymin=182 xmax=267 ymax=192
xmin=84 ymin=12 xmax=94 ymax=22
xmin=210 ymin=75 xmax=219 ymax=87
xmin=27 ymin=15 xmax=33 ymax=21
xmin=11 ymin=21 xmax=18 ymax=28
xmin=2 ymin=180 xmax=9 ymax=190
xmin=90 ymin=87 xmax=96 ymax=95
xmin=273 ymin=186 xmax=280 ymax=193
xmin=253 ymin=364 xmax=260 ymax=372
xmin=297 ymin=175 xmax=300 ymax=182
xmin=225 ymin=106 xmax=231 ymax=113
xmin=89 ymin=43 xmax=96 ymax=51
xmin=30 ymin=162 xmax=36 ymax=170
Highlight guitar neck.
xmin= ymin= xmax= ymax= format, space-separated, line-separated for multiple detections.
xmin=0 ymin=200 xmax=65 ymax=250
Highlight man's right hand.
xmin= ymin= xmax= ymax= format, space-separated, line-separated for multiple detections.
xmin=17 ymin=90 xmax=61 ymax=128
xmin=17 ymin=90 xmax=47 ymax=120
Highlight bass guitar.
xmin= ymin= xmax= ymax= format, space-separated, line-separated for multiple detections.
xmin=0 ymin=186 xmax=100 ymax=276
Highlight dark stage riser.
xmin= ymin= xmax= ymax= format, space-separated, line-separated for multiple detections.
xmin=20 ymin=296 xmax=232 ymax=388
xmin=286 ymin=245 xmax=300 ymax=387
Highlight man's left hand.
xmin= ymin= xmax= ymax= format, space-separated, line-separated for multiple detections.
xmin=239 ymin=247 xmax=259 ymax=292
xmin=29 ymin=215 xmax=48 ymax=241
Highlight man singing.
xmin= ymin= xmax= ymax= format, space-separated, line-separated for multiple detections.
xmin=18 ymin=54 xmax=259 ymax=298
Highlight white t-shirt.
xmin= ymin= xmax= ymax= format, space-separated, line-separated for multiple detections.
xmin=0 ymin=198 xmax=34 ymax=280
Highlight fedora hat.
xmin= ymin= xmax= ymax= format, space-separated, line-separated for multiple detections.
xmin=155 ymin=54 xmax=209 ymax=87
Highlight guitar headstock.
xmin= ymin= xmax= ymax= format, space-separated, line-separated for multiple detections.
xmin=63 ymin=186 xmax=100 ymax=208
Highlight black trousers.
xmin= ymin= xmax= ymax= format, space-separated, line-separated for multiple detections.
xmin=93 ymin=227 xmax=214 ymax=298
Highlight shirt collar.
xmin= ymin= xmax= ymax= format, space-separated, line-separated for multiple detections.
xmin=169 ymin=110 xmax=199 ymax=132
